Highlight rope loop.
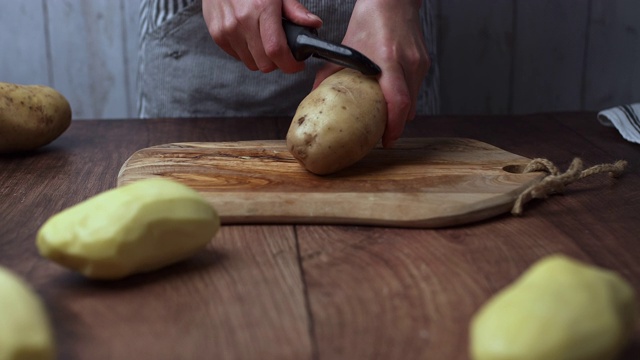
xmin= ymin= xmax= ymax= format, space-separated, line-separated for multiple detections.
xmin=511 ymin=158 xmax=627 ymax=216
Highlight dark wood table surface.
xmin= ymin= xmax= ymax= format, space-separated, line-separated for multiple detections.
xmin=1 ymin=112 xmax=639 ymax=359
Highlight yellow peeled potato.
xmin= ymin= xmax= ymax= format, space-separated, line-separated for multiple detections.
xmin=0 ymin=267 xmax=55 ymax=360
xmin=37 ymin=178 xmax=220 ymax=280
xmin=0 ymin=82 xmax=71 ymax=153
xmin=470 ymin=255 xmax=637 ymax=360
xmin=286 ymin=68 xmax=387 ymax=175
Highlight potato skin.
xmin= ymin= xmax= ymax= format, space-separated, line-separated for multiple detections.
xmin=286 ymin=68 xmax=387 ymax=175
xmin=0 ymin=82 xmax=72 ymax=154
xmin=37 ymin=178 xmax=220 ymax=280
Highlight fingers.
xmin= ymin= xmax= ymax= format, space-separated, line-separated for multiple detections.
xmin=314 ymin=63 xmax=412 ymax=149
xmin=333 ymin=0 xmax=431 ymax=148
xmin=258 ymin=10 xmax=300 ymax=73
xmin=375 ymin=44 xmax=431 ymax=148
xmin=314 ymin=62 xmax=415 ymax=149
xmin=405 ymin=50 xmax=431 ymax=122
xmin=203 ymin=0 xmax=322 ymax=73
xmin=256 ymin=9 xmax=288 ymax=73
xmin=270 ymin=0 xmax=322 ymax=73
xmin=282 ymin=0 xmax=323 ymax=28
xmin=378 ymin=68 xmax=412 ymax=149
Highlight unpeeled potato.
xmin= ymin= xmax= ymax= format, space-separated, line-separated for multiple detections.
xmin=37 ymin=178 xmax=220 ymax=280
xmin=0 ymin=82 xmax=71 ymax=153
xmin=470 ymin=255 xmax=637 ymax=360
xmin=0 ymin=267 xmax=55 ymax=360
xmin=286 ymin=68 xmax=387 ymax=175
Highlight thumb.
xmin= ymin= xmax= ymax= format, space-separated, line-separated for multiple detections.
xmin=282 ymin=0 xmax=323 ymax=28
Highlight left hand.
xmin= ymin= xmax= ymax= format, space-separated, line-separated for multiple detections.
xmin=313 ymin=0 xmax=431 ymax=148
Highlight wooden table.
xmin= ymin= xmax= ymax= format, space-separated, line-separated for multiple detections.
xmin=1 ymin=113 xmax=639 ymax=359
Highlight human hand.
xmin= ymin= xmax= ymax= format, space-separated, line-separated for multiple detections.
xmin=202 ymin=0 xmax=322 ymax=73
xmin=313 ymin=0 xmax=430 ymax=148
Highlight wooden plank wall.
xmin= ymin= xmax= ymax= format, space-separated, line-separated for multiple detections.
xmin=437 ymin=0 xmax=640 ymax=115
xmin=0 ymin=0 xmax=139 ymax=119
xmin=1 ymin=0 xmax=638 ymax=119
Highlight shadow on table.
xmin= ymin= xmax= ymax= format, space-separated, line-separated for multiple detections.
xmin=47 ymin=247 xmax=227 ymax=291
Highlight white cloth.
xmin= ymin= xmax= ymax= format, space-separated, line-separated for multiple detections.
xmin=597 ymin=103 xmax=640 ymax=144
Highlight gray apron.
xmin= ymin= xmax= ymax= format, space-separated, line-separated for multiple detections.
xmin=137 ymin=0 xmax=439 ymax=118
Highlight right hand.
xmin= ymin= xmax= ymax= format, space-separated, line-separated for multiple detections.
xmin=202 ymin=0 xmax=323 ymax=73
xmin=312 ymin=0 xmax=431 ymax=148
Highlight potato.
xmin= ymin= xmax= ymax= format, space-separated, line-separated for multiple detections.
xmin=0 ymin=267 xmax=55 ymax=360
xmin=470 ymin=255 xmax=637 ymax=360
xmin=286 ymin=68 xmax=387 ymax=175
xmin=0 ymin=82 xmax=71 ymax=154
xmin=37 ymin=178 xmax=220 ymax=280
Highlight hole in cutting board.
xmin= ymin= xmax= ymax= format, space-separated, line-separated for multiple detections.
xmin=502 ymin=164 xmax=526 ymax=174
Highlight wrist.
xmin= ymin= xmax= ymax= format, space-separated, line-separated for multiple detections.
xmin=356 ymin=0 xmax=422 ymax=10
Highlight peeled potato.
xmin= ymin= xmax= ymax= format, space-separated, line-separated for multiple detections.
xmin=0 ymin=267 xmax=55 ymax=360
xmin=286 ymin=68 xmax=387 ymax=175
xmin=0 ymin=82 xmax=72 ymax=154
xmin=470 ymin=255 xmax=637 ymax=360
xmin=37 ymin=178 xmax=220 ymax=280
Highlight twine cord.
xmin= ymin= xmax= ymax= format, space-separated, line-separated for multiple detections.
xmin=511 ymin=158 xmax=627 ymax=216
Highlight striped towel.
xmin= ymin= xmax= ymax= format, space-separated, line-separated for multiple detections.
xmin=597 ymin=103 xmax=640 ymax=144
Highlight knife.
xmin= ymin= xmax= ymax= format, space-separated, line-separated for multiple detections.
xmin=282 ymin=18 xmax=381 ymax=76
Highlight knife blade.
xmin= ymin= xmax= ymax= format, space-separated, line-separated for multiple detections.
xmin=282 ymin=18 xmax=381 ymax=76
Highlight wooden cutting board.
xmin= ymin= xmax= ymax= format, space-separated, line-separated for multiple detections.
xmin=117 ymin=138 xmax=545 ymax=228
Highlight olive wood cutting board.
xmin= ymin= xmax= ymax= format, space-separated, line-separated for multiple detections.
xmin=117 ymin=138 xmax=545 ymax=228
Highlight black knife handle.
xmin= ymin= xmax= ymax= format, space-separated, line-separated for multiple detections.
xmin=282 ymin=18 xmax=318 ymax=61
xmin=282 ymin=18 xmax=381 ymax=76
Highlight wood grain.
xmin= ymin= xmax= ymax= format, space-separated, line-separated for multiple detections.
xmin=1 ymin=117 xmax=308 ymax=360
xmin=1 ymin=115 xmax=639 ymax=360
xmin=117 ymin=138 xmax=545 ymax=227
xmin=36 ymin=226 xmax=311 ymax=360
xmin=297 ymin=113 xmax=640 ymax=359
xmin=297 ymin=225 xmax=491 ymax=359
